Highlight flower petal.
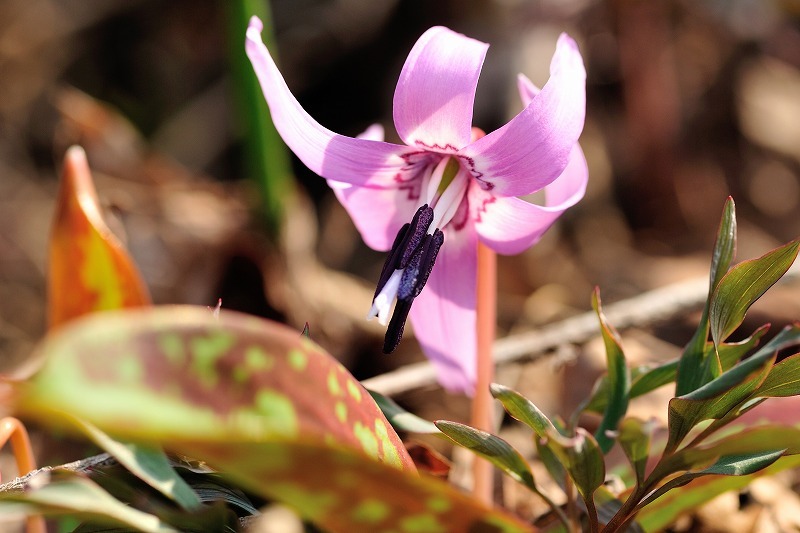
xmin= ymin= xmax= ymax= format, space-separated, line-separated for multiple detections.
xmin=246 ymin=16 xmax=407 ymax=187
xmin=330 ymin=185 xmax=420 ymax=251
xmin=393 ymin=27 xmax=488 ymax=152
xmin=408 ymin=226 xmax=477 ymax=394
xmin=325 ymin=123 xmax=419 ymax=251
xmin=473 ymin=143 xmax=587 ymax=255
xmin=461 ymin=33 xmax=586 ymax=197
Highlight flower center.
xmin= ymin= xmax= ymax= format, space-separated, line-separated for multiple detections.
xmin=368 ymin=156 xmax=470 ymax=353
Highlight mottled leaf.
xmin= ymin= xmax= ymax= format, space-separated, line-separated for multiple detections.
xmin=591 ymin=288 xmax=630 ymax=453
xmin=369 ymin=390 xmax=440 ymax=434
xmin=709 ymin=239 xmax=799 ymax=347
xmin=435 ymin=420 xmax=536 ymax=491
xmin=48 ymin=146 xmax=150 ymax=328
xmin=0 ymin=471 xmax=177 ymax=533
xmin=17 ymin=307 xmax=533 ymax=533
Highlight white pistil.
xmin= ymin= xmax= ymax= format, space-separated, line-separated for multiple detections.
xmin=425 ymin=157 xmax=450 ymax=206
xmin=367 ymin=269 xmax=404 ymax=326
xmin=430 ymin=168 xmax=469 ymax=231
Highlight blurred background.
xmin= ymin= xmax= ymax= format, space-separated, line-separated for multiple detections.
xmin=2 ymin=0 xmax=800 ymax=528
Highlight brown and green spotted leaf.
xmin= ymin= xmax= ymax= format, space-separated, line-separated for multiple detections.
xmin=16 ymin=306 xmax=533 ymax=533
xmin=48 ymin=146 xmax=150 ymax=328
xmin=19 ymin=306 xmax=413 ymax=471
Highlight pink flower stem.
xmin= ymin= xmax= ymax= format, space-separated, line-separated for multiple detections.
xmin=471 ymin=240 xmax=497 ymax=504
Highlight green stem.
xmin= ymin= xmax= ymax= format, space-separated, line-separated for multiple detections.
xmin=225 ymin=0 xmax=293 ymax=237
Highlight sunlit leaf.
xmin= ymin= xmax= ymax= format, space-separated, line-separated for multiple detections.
xmin=0 ymin=471 xmax=177 ymax=533
xmin=48 ymin=146 xmax=151 ymax=328
xmin=591 ymin=288 xmax=630 ymax=453
xmin=667 ymin=358 xmax=773 ymax=451
xmin=709 ymin=239 xmax=799 ymax=347
xmin=435 ymin=420 xmax=536 ymax=491
xmin=636 ymin=454 xmax=800 ymax=532
xmin=662 ymin=424 xmax=800 ymax=474
xmin=751 ymin=351 xmax=800 ymax=398
xmin=637 ymin=450 xmax=785 ymax=515
xmin=490 ymin=384 xmax=559 ymax=437
xmin=676 ymin=197 xmax=736 ymax=395
xmin=368 ymin=390 xmax=440 ymax=434
xmin=17 ymin=307 xmax=533 ymax=532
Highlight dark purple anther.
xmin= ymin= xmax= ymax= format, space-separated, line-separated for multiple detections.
xmin=412 ymin=229 xmax=443 ymax=298
xmin=372 ymin=204 xmax=434 ymax=299
xmin=383 ymin=298 xmax=412 ymax=354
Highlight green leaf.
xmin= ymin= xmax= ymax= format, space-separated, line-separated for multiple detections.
xmin=687 ymin=324 xmax=800 ymax=402
xmin=591 ymin=288 xmax=630 ymax=453
xmin=752 ymin=351 xmax=800 ymax=398
xmin=368 ymin=390 xmax=440 ymax=434
xmin=547 ymin=428 xmax=605 ymax=500
xmin=490 ymin=384 xmax=559 ymax=437
xmin=435 ymin=421 xmax=536 ymax=491
xmin=676 ymin=197 xmax=736 ymax=395
xmin=667 ymin=358 xmax=773 ymax=451
xmin=638 ymin=450 xmax=785 ymax=512
xmin=17 ymin=307 xmax=533 ymax=533
xmin=637 ymin=454 xmax=800 ymax=532
xmin=628 ymin=361 xmax=678 ymax=399
xmin=663 ymin=424 xmax=800 ymax=474
xmin=73 ymin=419 xmax=201 ymax=512
xmin=709 ymin=239 xmax=799 ymax=347
xmin=618 ymin=418 xmax=656 ymax=485
xmin=0 ymin=471 xmax=178 ymax=533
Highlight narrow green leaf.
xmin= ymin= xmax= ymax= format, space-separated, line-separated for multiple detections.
xmin=639 ymin=450 xmax=785 ymax=510
xmin=74 ymin=419 xmax=201 ymax=511
xmin=629 ymin=361 xmax=678 ymax=399
xmin=590 ymin=289 xmax=630 ymax=453
xmin=435 ymin=420 xmax=536 ymax=491
xmin=368 ymin=390 xmax=440 ymax=434
xmin=637 ymin=454 xmax=800 ymax=532
xmin=618 ymin=418 xmax=656 ymax=485
xmin=667 ymin=358 xmax=773 ymax=450
xmin=225 ymin=0 xmax=293 ymax=235
xmin=676 ymin=197 xmax=736 ymax=395
xmin=710 ymin=239 xmax=799 ymax=347
xmin=0 ymin=471 xmax=178 ymax=533
xmin=490 ymin=384 xmax=559 ymax=437
xmin=662 ymin=424 xmax=800 ymax=474
xmin=752 ymin=351 xmax=800 ymax=398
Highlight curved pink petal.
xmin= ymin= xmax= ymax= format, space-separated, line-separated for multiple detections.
xmin=246 ymin=17 xmax=407 ymax=187
xmin=326 ymin=123 xmax=418 ymax=251
xmin=409 ymin=226 xmax=478 ymax=394
xmin=461 ymin=33 xmax=586 ymax=198
xmin=330 ymin=185 xmax=419 ymax=251
xmin=473 ymin=143 xmax=587 ymax=254
xmin=393 ymin=27 xmax=488 ymax=152
xmin=517 ymin=73 xmax=540 ymax=103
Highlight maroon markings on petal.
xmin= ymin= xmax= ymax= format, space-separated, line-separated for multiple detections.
xmin=383 ymin=298 xmax=413 ymax=354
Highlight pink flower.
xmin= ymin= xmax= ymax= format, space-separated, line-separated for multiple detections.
xmin=246 ymin=17 xmax=587 ymax=394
